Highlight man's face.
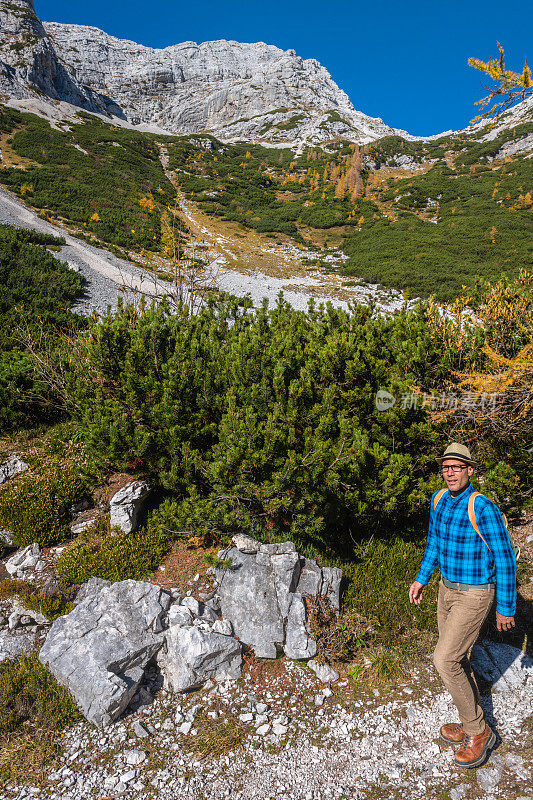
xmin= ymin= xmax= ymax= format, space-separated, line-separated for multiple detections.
xmin=441 ymin=458 xmax=473 ymax=495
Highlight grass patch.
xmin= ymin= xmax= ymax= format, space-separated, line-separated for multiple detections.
xmin=0 ymin=653 xmax=82 ymax=787
xmin=0 ymin=579 xmax=76 ymax=621
xmin=304 ymin=535 xmax=440 ymax=683
xmin=305 ymin=595 xmax=370 ymax=663
xmin=56 ymin=506 xmax=177 ymax=583
xmin=343 ymin=537 xmax=439 ymax=642
xmin=179 ymin=713 xmax=247 ymax=759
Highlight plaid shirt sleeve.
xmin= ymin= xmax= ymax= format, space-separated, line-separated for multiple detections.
xmin=477 ymin=500 xmax=517 ymax=617
xmin=415 ymin=492 xmax=439 ymax=585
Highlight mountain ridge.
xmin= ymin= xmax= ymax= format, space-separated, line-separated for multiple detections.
xmin=1 ymin=1 xmax=531 ymax=148
xmin=43 ymin=19 xmax=413 ymax=146
xmin=0 ymin=0 xmax=118 ymax=115
xmin=0 ymin=0 xmax=417 ymax=146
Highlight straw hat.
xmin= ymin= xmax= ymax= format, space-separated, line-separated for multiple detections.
xmin=435 ymin=442 xmax=477 ymax=466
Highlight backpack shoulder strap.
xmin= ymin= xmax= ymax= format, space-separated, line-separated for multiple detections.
xmin=469 ymin=492 xmax=520 ymax=560
xmin=433 ymin=488 xmax=448 ymax=511
xmin=468 ymin=492 xmax=492 ymax=551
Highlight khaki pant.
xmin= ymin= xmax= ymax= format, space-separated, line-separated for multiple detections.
xmin=433 ymin=579 xmax=495 ymax=736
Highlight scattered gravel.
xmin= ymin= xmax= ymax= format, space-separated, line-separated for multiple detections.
xmin=4 ymin=658 xmax=531 ymax=800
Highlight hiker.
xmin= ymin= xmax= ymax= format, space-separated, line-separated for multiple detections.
xmin=409 ymin=442 xmax=517 ymax=768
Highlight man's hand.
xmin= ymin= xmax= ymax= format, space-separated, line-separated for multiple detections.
xmin=496 ymin=612 xmax=515 ymax=632
xmin=409 ymin=581 xmax=425 ymax=605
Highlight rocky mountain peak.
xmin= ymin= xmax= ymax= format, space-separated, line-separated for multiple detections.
xmin=0 ymin=0 xmax=116 ymax=114
xmin=41 ymin=21 xmax=410 ymax=145
xmin=0 ymin=0 xmax=415 ymax=146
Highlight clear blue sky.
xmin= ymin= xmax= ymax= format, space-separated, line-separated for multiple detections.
xmin=36 ymin=0 xmax=529 ymax=137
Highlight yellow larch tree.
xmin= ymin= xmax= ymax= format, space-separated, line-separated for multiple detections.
xmin=469 ymin=43 xmax=532 ymax=121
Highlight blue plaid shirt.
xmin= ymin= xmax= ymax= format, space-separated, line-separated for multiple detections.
xmin=416 ymin=482 xmax=516 ymax=616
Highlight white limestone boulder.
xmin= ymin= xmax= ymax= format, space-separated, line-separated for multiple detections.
xmin=0 ymin=454 xmax=28 ymax=484
xmin=158 ymin=624 xmax=242 ymax=692
xmin=215 ymin=547 xmax=285 ymax=658
xmin=214 ymin=541 xmax=342 ymax=660
xmin=109 ymin=480 xmax=151 ymax=534
xmin=39 ymin=580 xmax=171 ymax=727
xmin=5 ymin=543 xmax=40 ymax=578
xmin=284 ymin=593 xmax=317 ymax=660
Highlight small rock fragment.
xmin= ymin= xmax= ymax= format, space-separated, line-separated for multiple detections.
xmin=307 ymin=659 xmax=339 ymax=683
xmin=179 ymin=721 xmax=193 ymax=735
xmin=180 ymin=597 xmax=201 ymax=617
xmin=168 ymin=605 xmax=194 ymax=627
xmin=477 ymin=767 xmax=501 ymax=792
xmin=449 ymin=788 xmax=467 ymax=800
xmin=124 ymin=750 xmax=146 ymax=766
xmin=109 ymin=480 xmax=151 ymax=534
xmin=272 ymin=720 xmax=288 ymax=735
xmin=5 ymin=544 xmax=41 ymax=578
xmin=0 ymin=454 xmax=27 ymax=484
xmin=132 ymin=720 xmax=150 ymax=738
xmin=231 ymin=534 xmax=260 ymax=554
xmin=8 ymin=600 xmax=48 ymax=631
xmin=70 ymin=518 xmax=99 ymax=536
xmin=212 ymin=619 xmax=233 ymax=635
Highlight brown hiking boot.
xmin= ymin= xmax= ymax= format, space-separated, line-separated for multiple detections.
xmin=439 ymin=723 xmax=465 ymax=744
xmin=454 ymin=724 xmax=496 ymax=768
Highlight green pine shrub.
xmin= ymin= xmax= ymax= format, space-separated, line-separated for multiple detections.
xmin=59 ymin=295 xmax=449 ymax=556
xmin=343 ymin=155 xmax=532 ymax=300
xmin=0 ymin=458 xmax=88 ymax=548
xmin=0 ymin=224 xmax=84 ymax=432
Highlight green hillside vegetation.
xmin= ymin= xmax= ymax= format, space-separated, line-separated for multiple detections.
xmin=455 ymin=120 xmax=533 ymax=166
xmin=342 ymin=145 xmax=533 ymax=300
xmin=166 ymin=135 xmax=377 ymax=238
xmin=366 ymin=133 xmax=456 ymax=164
xmin=0 ymin=224 xmax=84 ymax=431
xmin=0 ymin=107 xmax=176 ymax=253
xmin=0 ymin=103 xmax=530 ymax=300
xmin=50 ymin=287 xmax=529 ymax=556
xmin=165 ymin=122 xmax=532 ymax=299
